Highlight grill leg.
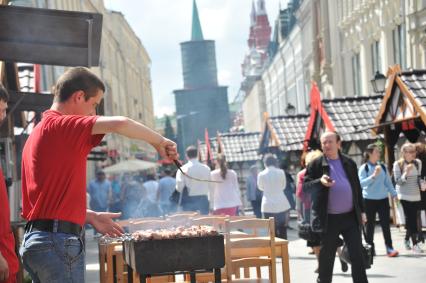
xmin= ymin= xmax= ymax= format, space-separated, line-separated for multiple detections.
xmin=139 ymin=274 xmax=147 ymax=283
xmin=214 ymin=268 xmax=221 ymax=283
xmin=189 ymin=271 xmax=196 ymax=283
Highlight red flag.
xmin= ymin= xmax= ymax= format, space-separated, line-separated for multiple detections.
xmin=205 ymin=128 xmax=214 ymax=168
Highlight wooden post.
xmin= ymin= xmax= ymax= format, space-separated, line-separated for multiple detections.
xmin=384 ymin=126 xmax=397 ymax=225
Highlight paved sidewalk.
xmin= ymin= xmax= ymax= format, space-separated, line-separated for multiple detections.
xmin=85 ymin=223 xmax=426 ymax=282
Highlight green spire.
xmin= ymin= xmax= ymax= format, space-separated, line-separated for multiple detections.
xmin=191 ymin=0 xmax=204 ymax=41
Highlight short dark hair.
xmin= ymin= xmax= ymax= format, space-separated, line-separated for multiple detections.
xmin=53 ymin=67 xmax=105 ymax=103
xmin=146 ymin=174 xmax=156 ymax=181
xmin=163 ymin=169 xmax=172 ymax=176
xmin=186 ymin=145 xmax=198 ymax=159
xmin=263 ymin=154 xmax=277 ymax=167
xmin=0 ymin=84 xmax=9 ymax=102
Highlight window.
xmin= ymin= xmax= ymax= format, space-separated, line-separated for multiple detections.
xmin=393 ymin=25 xmax=406 ymax=69
xmin=352 ymin=53 xmax=361 ymax=96
xmin=371 ymin=40 xmax=382 ymax=74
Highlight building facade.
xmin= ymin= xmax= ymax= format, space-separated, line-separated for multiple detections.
xmin=242 ymin=79 xmax=266 ymax=132
xmin=241 ymin=0 xmax=272 ymax=132
xmin=262 ymin=0 xmax=308 ymax=116
xmin=337 ymin=0 xmax=426 ymax=97
xmin=11 ymin=0 xmax=157 ymax=162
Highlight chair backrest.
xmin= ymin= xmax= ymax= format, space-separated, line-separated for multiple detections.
xmin=191 ymin=215 xmax=228 ymax=232
xmin=227 ymin=216 xmax=265 ymax=238
xmin=116 ymin=217 xmax=164 ymax=232
xmin=129 ymin=219 xmax=170 ymax=233
xmin=167 ymin=211 xmax=200 ymax=217
xmin=228 ymin=215 xmax=256 ymax=221
xmin=224 ymin=217 xmax=276 ymax=282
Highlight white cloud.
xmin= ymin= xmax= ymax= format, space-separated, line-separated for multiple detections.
xmin=104 ymin=0 xmax=286 ymax=117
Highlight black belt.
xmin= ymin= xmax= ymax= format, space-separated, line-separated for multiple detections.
xmin=25 ymin=219 xmax=82 ymax=237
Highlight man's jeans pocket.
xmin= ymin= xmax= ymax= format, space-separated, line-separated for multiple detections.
xmin=63 ymin=235 xmax=84 ymax=262
xmin=20 ymin=231 xmax=85 ymax=283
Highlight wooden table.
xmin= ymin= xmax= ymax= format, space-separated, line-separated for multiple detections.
xmin=230 ymin=237 xmax=290 ymax=283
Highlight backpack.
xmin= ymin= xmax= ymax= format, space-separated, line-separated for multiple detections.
xmin=364 ymin=163 xmax=387 ymax=175
xmin=394 ymin=159 xmax=421 ymax=187
xmin=284 ymin=172 xmax=296 ymax=194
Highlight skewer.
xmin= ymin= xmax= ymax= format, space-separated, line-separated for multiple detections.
xmin=173 ymin=160 xmax=222 ymax=183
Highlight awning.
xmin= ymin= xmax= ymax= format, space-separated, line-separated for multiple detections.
xmin=103 ymin=159 xmax=158 ymax=174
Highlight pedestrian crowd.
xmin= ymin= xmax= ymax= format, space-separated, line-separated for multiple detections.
xmin=0 ymin=68 xmax=425 ymax=283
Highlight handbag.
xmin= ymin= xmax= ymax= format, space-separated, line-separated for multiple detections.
xmin=297 ymin=221 xmax=315 ymax=242
xmin=339 ymin=226 xmax=373 ymax=269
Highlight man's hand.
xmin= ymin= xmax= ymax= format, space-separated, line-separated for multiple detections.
xmin=87 ymin=211 xmax=124 ymax=237
xmin=154 ymin=138 xmax=178 ymax=161
xmin=0 ymin=253 xmax=9 ymax=282
xmin=361 ymin=213 xmax=367 ymax=225
xmin=320 ymin=174 xmax=335 ymax=187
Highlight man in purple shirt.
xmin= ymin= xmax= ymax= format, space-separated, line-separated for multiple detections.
xmin=304 ymin=131 xmax=368 ymax=283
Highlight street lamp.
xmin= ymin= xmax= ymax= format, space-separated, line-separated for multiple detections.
xmin=285 ymin=103 xmax=296 ymax=115
xmin=371 ymin=71 xmax=387 ymax=93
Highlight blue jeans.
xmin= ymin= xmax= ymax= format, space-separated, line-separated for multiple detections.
xmin=264 ymin=211 xmax=288 ymax=239
xmin=182 ymin=195 xmax=209 ymax=215
xmin=19 ymin=231 xmax=85 ymax=283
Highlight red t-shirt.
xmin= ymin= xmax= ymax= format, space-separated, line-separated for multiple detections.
xmin=0 ymin=169 xmax=19 ymax=278
xmin=21 ymin=110 xmax=104 ymax=226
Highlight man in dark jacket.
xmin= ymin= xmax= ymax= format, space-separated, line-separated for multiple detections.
xmin=303 ymin=131 xmax=368 ymax=283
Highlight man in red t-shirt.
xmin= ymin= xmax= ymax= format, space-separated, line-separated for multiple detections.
xmin=0 ymin=85 xmax=19 ymax=283
xmin=19 ymin=67 xmax=178 ymax=282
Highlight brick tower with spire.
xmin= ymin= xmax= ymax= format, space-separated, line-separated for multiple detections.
xmin=242 ymin=0 xmax=272 ymax=78
xmin=173 ymin=0 xmax=230 ymax=156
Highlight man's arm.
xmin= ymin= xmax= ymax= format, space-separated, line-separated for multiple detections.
xmin=86 ymin=209 xmax=124 ymax=237
xmin=92 ymin=116 xmax=178 ymax=160
xmin=303 ymin=161 xmax=322 ymax=193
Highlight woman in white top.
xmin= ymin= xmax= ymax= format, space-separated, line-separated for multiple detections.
xmin=258 ymin=154 xmax=290 ymax=239
xmin=393 ymin=142 xmax=423 ymax=253
xmin=210 ymin=154 xmax=242 ymax=216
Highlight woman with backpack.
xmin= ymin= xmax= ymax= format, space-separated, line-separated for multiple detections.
xmin=359 ymin=144 xmax=399 ymax=257
xmin=393 ymin=142 xmax=423 ymax=253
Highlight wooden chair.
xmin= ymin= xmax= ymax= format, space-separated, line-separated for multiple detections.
xmin=191 ymin=215 xmax=228 ymax=232
xmin=116 ymin=217 xmax=164 ymax=233
xmin=228 ymin=215 xmax=256 ymax=221
xmin=167 ymin=211 xmax=199 ymax=217
xmin=166 ymin=213 xmax=197 ymax=227
xmin=224 ymin=217 xmax=277 ymax=283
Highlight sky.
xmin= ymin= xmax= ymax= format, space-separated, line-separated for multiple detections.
xmin=104 ymin=0 xmax=286 ymax=118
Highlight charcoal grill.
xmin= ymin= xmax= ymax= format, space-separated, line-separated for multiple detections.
xmin=123 ymin=235 xmax=225 ymax=283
